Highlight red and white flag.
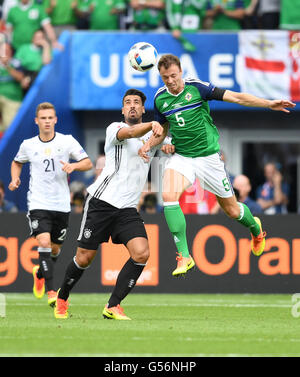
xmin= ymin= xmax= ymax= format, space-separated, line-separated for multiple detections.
xmin=238 ymin=31 xmax=300 ymax=101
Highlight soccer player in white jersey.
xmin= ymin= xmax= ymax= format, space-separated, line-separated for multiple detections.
xmin=8 ymin=102 xmax=93 ymax=306
xmin=54 ymin=89 xmax=168 ymax=320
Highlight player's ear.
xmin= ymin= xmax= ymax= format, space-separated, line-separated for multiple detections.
xmin=142 ymin=106 xmax=145 ymax=114
xmin=34 ymin=117 xmax=38 ymax=125
xmin=121 ymin=106 xmax=124 ymax=115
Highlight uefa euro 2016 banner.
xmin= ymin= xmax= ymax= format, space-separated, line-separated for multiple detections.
xmin=71 ymin=31 xmax=300 ymax=110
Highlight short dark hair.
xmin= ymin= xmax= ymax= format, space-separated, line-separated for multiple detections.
xmin=158 ymin=54 xmax=181 ymax=72
xmin=122 ymin=89 xmax=146 ymax=105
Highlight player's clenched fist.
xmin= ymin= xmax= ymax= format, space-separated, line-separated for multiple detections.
xmin=8 ymin=178 xmax=21 ymax=191
xmin=151 ymin=121 xmax=163 ymax=137
xmin=161 ymin=144 xmax=175 ymax=155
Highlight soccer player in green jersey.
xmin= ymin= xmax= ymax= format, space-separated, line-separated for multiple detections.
xmin=139 ymin=54 xmax=296 ymax=277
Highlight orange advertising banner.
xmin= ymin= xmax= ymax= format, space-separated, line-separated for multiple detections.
xmin=101 ymin=224 xmax=159 ymax=286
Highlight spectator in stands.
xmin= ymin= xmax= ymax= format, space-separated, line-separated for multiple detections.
xmin=166 ymin=0 xmax=208 ymax=52
xmin=1 ymin=0 xmax=17 ymax=24
xmin=166 ymin=0 xmax=209 ymax=32
xmin=0 ymin=41 xmax=24 ymax=135
xmin=233 ymin=174 xmax=263 ymax=215
xmin=256 ymin=162 xmax=289 ymax=214
xmin=6 ymin=0 xmax=62 ymax=52
xmin=257 ymin=0 xmax=280 ymax=29
xmin=43 ymin=0 xmax=76 ymax=37
xmin=69 ymin=179 xmax=86 ymax=213
xmin=72 ymin=0 xmax=95 ymax=30
xmin=241 ymin=0 xmax=259 ymax=29
xmin=71 ymin=190 xmax=85 ymax=213
xmin=137 ymin=181 xmax=160 ymax=213
xmin=129 ymin=0 xmax=166 ymax=31
xmin=139 ymin=192 xmax=163 ymax=214
xmin=206 ymin=0 xmax=245 ymax=30
xmin=0 ymin=179 xmax=18 ymax=212
xmin=280 ymin=0 xmax=300 ymax=30
xmin=89 ymin=0 xmax=127 ymax=30
xmin=14 ymin=29 xmax=52 ymax=93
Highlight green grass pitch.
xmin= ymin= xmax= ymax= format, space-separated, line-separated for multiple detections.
xmin=0 ymin=293 xmax=300 ymax=357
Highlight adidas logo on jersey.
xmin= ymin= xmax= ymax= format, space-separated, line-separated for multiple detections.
xmin=163 ymin=102 xmax=168 ymax=108
xmin=174 ymin=236 xmax=180 ymax=243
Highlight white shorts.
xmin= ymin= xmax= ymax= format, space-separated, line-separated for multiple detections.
xmin=164 ymin=152 xmax=234 ymax=198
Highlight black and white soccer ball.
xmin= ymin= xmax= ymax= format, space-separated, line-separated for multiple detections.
xmin=128 ymin=42 xmax=158 ymax=72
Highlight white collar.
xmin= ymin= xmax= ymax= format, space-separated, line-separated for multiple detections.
xmin=165 ymin=79 xmax=186 ymax=97
xmin=19 ymin=0 xmax=33 ymax=11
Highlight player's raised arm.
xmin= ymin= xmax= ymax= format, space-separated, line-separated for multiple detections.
xmin=8 ymin=161 xmax=22 ymax=191
xmin=223 ymin=90 xmax=296 ymax=112
xmin=117 ymin=121 xmax=163 ymax=141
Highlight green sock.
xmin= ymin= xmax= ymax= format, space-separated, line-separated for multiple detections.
xmin=164 ymin=203 xmax=190 ymax=257
xmin=236 ymin=202 xmax=261 ymax=237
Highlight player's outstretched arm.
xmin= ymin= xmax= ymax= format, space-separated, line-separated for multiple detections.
xmin=117 ymin=121 xmax=163 ymax=141
xmin=8 ymin=161 xmax=22 ymax=191
xmin=223 ymin=90 xmax=296 ymax=113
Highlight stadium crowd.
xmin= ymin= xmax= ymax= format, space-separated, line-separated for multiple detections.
xmin=0 ymin=0 xmax=297 ymax=138
xmin=0 ymin=0 xmax=296 ymax=214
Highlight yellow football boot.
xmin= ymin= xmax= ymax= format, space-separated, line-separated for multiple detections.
xmin=32 ymin=265 xmax=45 ymax=299
xmin=251 ymin=217 xmax=267 ymax=256
xmin=172 ymin=252 xmax=195 ymax=277
xmin=102 ymin=305 xmax=131 ymax=320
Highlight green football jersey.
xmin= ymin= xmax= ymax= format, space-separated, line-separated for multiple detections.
xmin=15 ymin=44 xmax=44 ymax=72
xmin=154 ymin=78 xmax=220 ymax=158
xmin=280 ymin=0 xmax=300 ymax=29
xmin=0 ymin=61 xmax=23 ymax=102
xmin=6 ymin=3 xmax=50 ymax=50
xmin=207 ymin=0 xmax=245 ymax=30
xmin=166 ymin=0 xmax=209 ymax=32
xmin=42 ymin=0 xmax=76 ymax=26
xmin=90 ymin=0 xmax=125 ymax=30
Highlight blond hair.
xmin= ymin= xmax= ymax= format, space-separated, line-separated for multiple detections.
xmin=35 ymin=102 xmax=56 ymax=117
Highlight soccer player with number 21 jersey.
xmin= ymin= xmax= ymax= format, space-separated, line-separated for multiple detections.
xmin=9 ymin=102 xmax=93 ymax=307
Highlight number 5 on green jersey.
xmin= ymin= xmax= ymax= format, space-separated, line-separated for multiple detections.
xmin=175 ymin=112 xmax=185 ymax=127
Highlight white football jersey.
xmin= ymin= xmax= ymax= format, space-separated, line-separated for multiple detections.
xmin=87 ymin=122 xmax=167 ymax=209
xmin=14 ymin=132 xmax=88 ymax=212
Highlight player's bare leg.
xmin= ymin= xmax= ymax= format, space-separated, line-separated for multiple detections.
xmin=216 ymin=195 xmax=266 ymax=256
xmin=162 ymin=169 xmax=195 ymax=277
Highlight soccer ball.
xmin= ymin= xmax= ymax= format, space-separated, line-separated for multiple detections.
xmin=128 ymin=42 xmax=158 ymax=72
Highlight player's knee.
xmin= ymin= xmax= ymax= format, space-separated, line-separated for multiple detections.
xmin=38 ymin=238 xmax=51 ymax=249
xmin=133 ymin=246 xmax=149 ymax=264
xmin=162 ymin=191 xmax=178 ymax=203
xmin=75 ymin=249 xmax=94 ymax=268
